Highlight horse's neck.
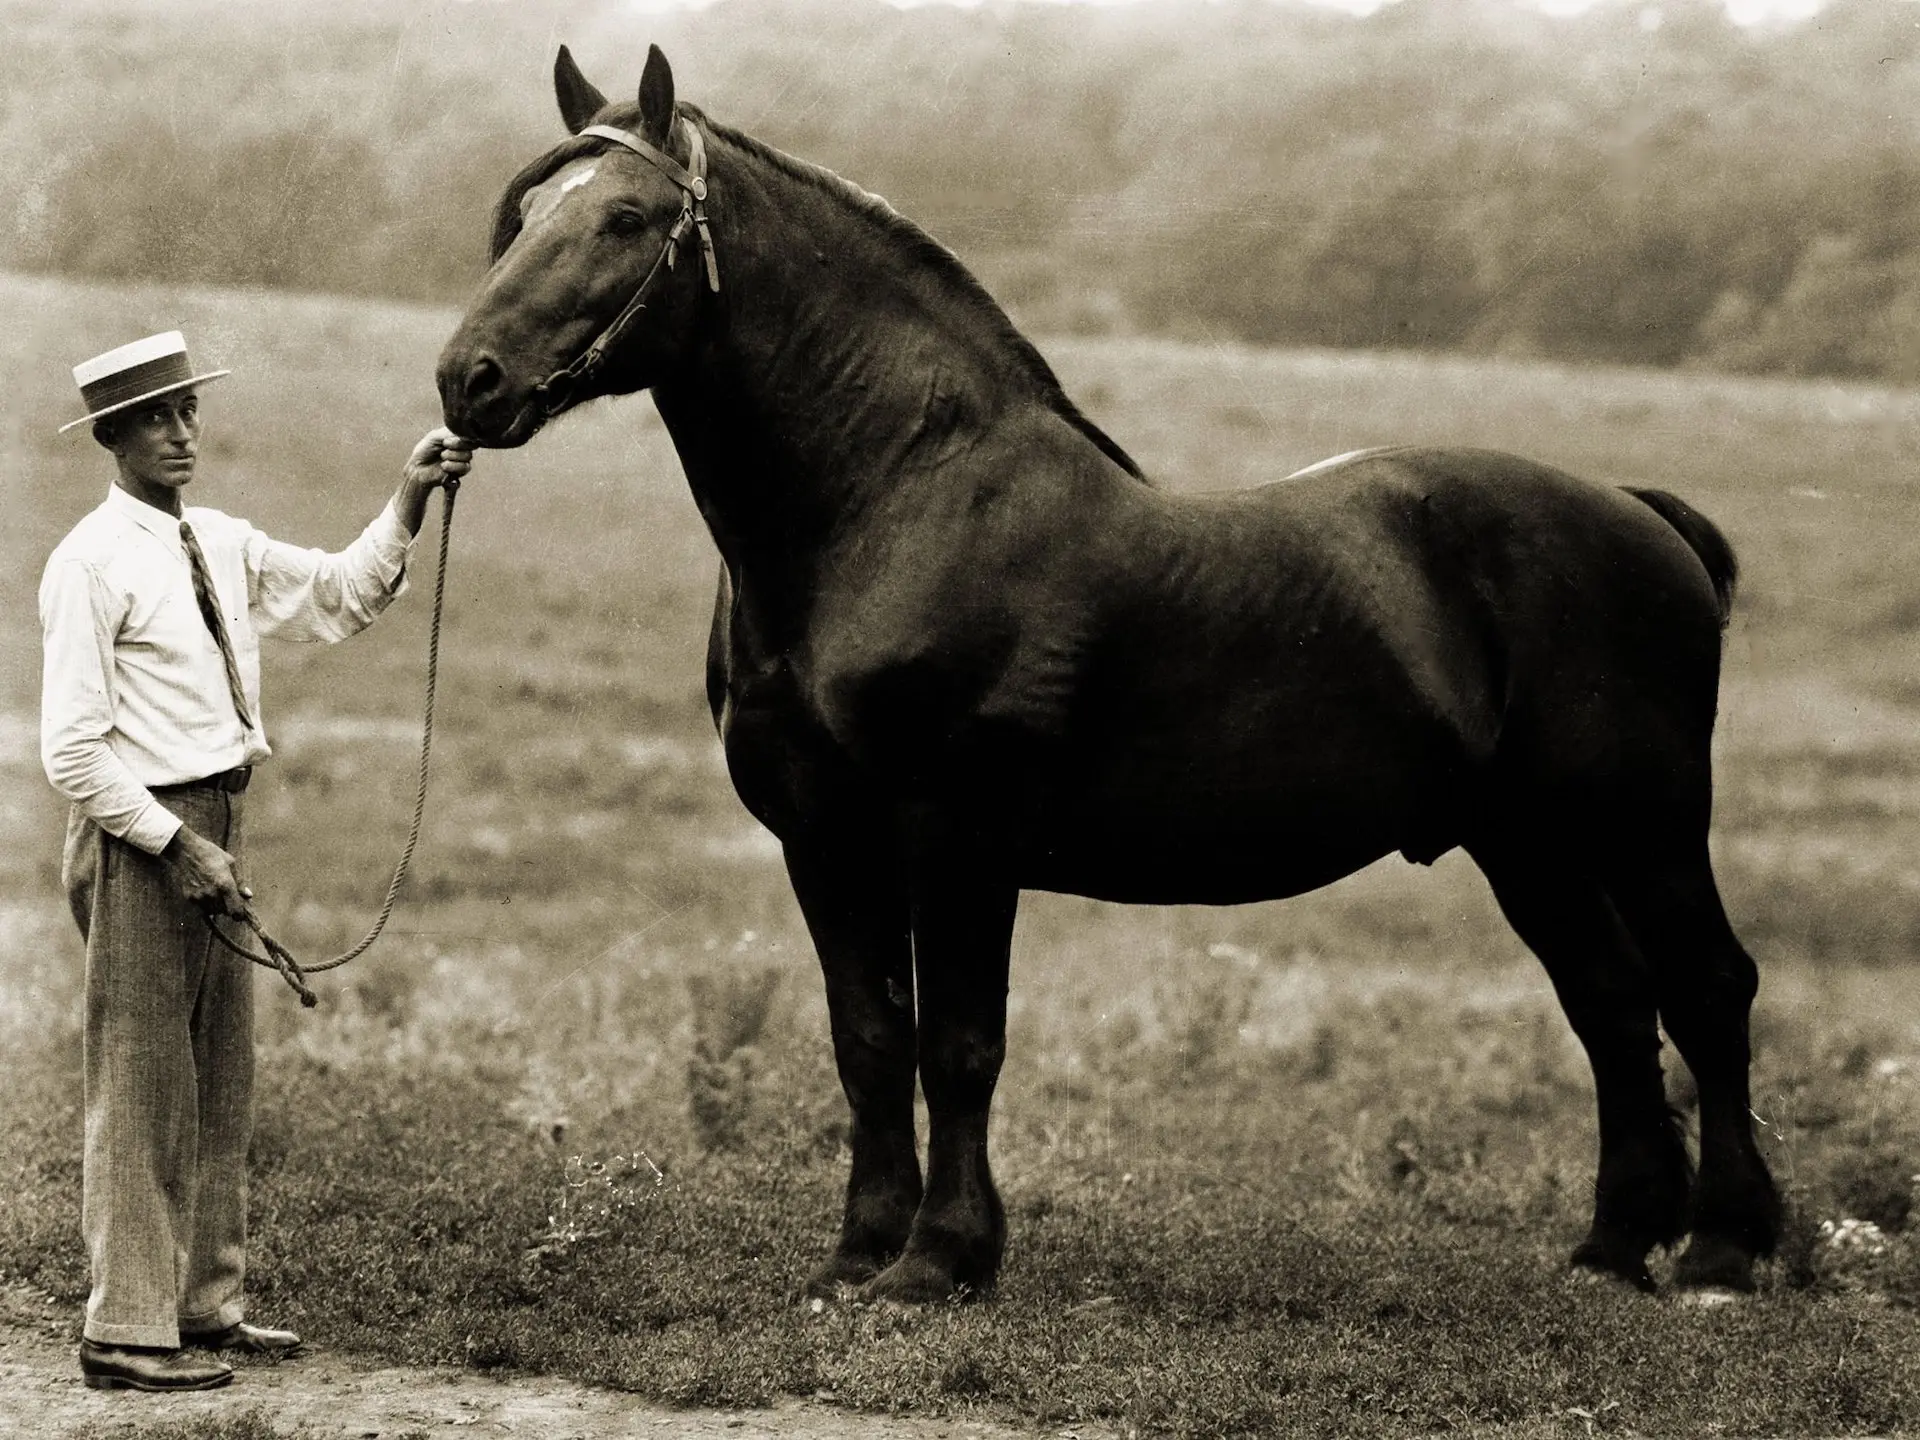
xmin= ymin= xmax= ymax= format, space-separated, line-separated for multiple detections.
xmin=658 ymin=132 xmax=1019 ymax=581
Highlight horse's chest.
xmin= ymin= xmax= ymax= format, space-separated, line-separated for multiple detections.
xmin=721 ymin=607 xmax=1066 ymax=812
xmin=713 ymin=638 xmax=817 ymax=828
xmin=715 ymin=620 xmax=927 ymax=835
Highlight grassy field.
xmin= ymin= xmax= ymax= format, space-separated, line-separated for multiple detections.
xmin=3 ymin=270 xmax=1920 ymax=1437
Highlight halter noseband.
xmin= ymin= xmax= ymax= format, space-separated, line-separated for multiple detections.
xmin=532 ymin=117 xmax=721 ymax=418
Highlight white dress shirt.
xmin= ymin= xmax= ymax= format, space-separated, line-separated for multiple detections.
xmin=40 ymin=483 xmax=416 ymax=854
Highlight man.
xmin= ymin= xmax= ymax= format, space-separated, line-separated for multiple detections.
xmin=40 ymin=331 xmax=473 ymax=1392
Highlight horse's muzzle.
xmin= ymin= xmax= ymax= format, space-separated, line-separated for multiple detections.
xmin=436 ymin=349 xmax=541 ymax=449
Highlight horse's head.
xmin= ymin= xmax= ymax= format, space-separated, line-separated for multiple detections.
xmin=438 ymin=45 xmax=717 ymax=448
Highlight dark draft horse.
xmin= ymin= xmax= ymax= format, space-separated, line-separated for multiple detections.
xmin=438 ymin=45 xmax=1780 ymax=1304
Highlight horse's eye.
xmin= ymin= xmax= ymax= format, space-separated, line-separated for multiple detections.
xmin=604 ymin=210 xmax=645 ymax=238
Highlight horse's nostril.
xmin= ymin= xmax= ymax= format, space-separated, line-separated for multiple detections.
xmin=463 ymin=355 xmax=506 ymax=406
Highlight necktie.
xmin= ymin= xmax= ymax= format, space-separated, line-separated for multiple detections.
xmin=179 ymin=520 xmax=255 ymax=732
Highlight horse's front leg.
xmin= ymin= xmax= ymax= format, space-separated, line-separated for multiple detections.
xmin=785 ymin=838 xmax=922 ymax=1296
xmin=862 ymin=860 xmax=1017 ymax=1304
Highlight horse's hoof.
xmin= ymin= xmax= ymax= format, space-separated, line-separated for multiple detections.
xmin=1570 ymin=1237 xmax=1657 ymax=1293
xmin=804 ymin=1254 xmax=884 ymax=1299
xmin=857 ymin=1252 xmax=972 ymax=1306
xmin=1675 ymin=1284 xmax=1745 ymax=1309
xmin=1673 ymin=1234 xmax=1758 ymax=1294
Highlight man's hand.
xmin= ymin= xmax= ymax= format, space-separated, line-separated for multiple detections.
xmin=159 ymin=825 xmax=251 ymax=920
xmin=395 ymin=427 xmax=476 ymax=536
xmin=403 ymin=427 xmax=473 ymax=491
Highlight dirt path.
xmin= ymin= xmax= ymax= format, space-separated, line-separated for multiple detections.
xmin=1 ymin=1290 xmax=1117 ymax=1440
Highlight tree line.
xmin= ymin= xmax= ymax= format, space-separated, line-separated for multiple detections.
xmin=7 ymin=0 xmax=1918 ymax=380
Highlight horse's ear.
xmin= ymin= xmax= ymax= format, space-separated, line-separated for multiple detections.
xmin=637 ymin=44 xmax=675 ymax=147
xmin=554 ymin=45 xmax=608 ymax=134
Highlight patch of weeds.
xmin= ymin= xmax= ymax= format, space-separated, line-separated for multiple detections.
xmin=1084 ymin=1006 xmax=1147 ymax=1080
xmin=461 ymin=1327 xmax=523 ymax=1370
xmin=1772 ymin=1193 xmax=1825 ymax=1291
xmin=336 ymin=953 xmax=424 ymax=1026
xmin=524 ymin=1148 xmax=669 ymax=1271
xmin=1296 ymin=1021 xmax=1340 ymax=1082
xmin=62 ymin=1408 xmax=318 ymax=1440
xmin=938 ymin=1350 xmax=993 ymax=1397
xmin=1831 ymin=1147 xmax=1916 ymax=1233
xmin=687 ymin=941 xmax=784 ymax=1151
xmin=1757 ymin=1026 xmax=1920 ymax=1267
xmin=1810 ymin=1216 xmax=1899 ymax=1294
xmin=1154 ymin=946 xmax=1259 ymax=1084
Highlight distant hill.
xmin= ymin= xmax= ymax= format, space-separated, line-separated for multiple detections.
xmin=6 ymin=0 xmax=1918 ymax=379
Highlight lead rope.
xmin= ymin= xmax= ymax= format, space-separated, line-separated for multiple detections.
xmin=204 ymin=478 xmax=460 ymax=1007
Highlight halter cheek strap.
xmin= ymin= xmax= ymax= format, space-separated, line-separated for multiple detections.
xmin=532 ymin=117 xmax=721 ymax=417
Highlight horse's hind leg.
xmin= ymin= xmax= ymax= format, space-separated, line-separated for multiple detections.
xmin=1470 ymin=842 xmax=1692 ymax=1289
xmin=785 ymin=839 xmax=923 ymax=1296
xmin=1604 ymin=845 xmax=1780 ymax=1293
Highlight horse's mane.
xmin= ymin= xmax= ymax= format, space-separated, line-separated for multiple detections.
xmin=489 ymin=102 xmax=1148 ymax=485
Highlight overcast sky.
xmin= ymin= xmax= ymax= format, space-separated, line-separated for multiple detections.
xmin=861 ymin=0 xmax=1830 ymax=22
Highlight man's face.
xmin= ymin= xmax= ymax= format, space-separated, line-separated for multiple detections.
xmin=104 ymin=388 xmax=200 ymax=491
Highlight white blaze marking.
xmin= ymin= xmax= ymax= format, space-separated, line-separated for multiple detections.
xmin=521 ymin=160 xmax=602 ymax=229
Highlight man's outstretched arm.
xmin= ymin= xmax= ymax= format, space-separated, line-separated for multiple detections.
xmin=244 ymin=428 xmax=474 ymax=643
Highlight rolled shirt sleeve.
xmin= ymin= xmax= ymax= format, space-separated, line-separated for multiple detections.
xmin=40 ymin=557 xmax=183 ymax=854
xmin=246 ymin=499 xmax=415 ymax=643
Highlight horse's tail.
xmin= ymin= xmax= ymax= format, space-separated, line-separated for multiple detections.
xmin=1624 ymin=487 xmax=1739 ymax=628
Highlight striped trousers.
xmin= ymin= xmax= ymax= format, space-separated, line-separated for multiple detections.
xmin=62 ymin=787 xmax=254 ymax=1348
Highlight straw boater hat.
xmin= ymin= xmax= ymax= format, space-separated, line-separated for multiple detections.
xmin=60 ymin=331 xmax=230 ymax=434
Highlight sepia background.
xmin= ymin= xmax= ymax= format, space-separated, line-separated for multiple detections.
xmin=2 ymin=1 xmax=1919 ymax=1435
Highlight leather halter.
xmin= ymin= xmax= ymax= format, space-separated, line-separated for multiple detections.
xmin=532 ymin=117 xmax=720 ymax=417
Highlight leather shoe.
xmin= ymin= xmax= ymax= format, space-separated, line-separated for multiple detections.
xmin=184 ymin=1320 xmax=303 ymax=1356
xmin=80 ymin=1340 xmax=234 ymax=1391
